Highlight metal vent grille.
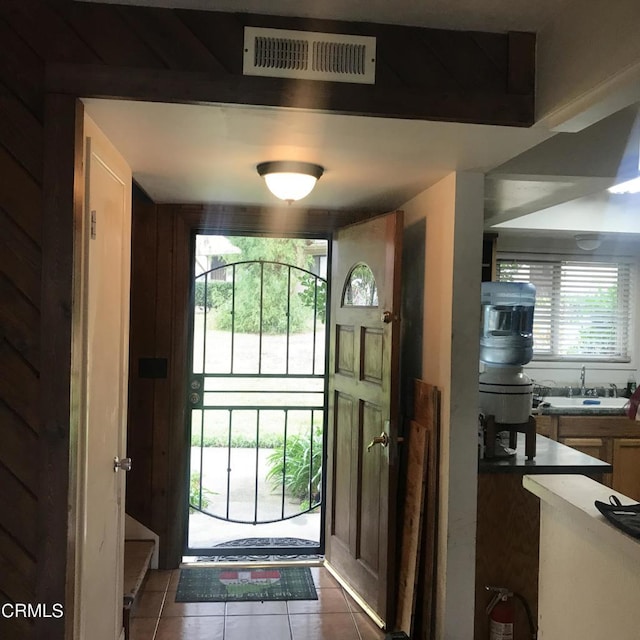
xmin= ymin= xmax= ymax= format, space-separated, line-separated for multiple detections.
xmin=244 ymin=27 xmax=376 ymax=84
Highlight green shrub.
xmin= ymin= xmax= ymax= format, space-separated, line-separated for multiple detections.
xmin=266 ymin=430 xmax=323 ymax=507
xmin=189 ymin=471 xmax=214 ymax=512
xmin=191 ymin=432 xmax=284 ymax=449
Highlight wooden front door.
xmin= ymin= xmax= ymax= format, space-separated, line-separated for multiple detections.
xmin=325 ymin=211 xmax=402 ymax=629
xmin=75 ymin=115 xmax=132 ymax=640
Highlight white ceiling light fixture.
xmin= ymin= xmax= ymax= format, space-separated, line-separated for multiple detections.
xmin=607 ymin=176 xmax=640 ymax=194
xmin=575 ymin=234 xmax=602 ymax=251
xmin=257 ymin=161 xmax=324 ymax=204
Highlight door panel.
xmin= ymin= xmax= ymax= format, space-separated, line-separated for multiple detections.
xmin=77 ymin=115 xmax=132 ymax=640
xmin=325 ymin=211 xmax=402 ymax=628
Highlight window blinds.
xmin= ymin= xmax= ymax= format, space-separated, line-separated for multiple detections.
xmin=497 ymin=258 xmax=633 ymax=361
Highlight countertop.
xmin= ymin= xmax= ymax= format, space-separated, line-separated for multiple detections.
xmin=536 ymin=405 xmax=626 ymax=416
xmin=479 ymin=433 xmax=613 ymax=475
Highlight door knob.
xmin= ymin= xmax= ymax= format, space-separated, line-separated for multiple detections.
xmin=114 ymin=456 xmax=132 ymax=472
xmin=367 ymin=432 xmax=389 ymax=452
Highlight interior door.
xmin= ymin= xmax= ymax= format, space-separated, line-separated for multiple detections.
xmin=325 ymin=211 xmax=402 ymax=629
xmin=75 ymin=115 xmax=132 ymax=640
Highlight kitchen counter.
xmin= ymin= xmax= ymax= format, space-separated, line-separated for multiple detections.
xmin=537 ymin=405 xmax=626 ymax=416
xmin=524 ymin=475 xmax=640 ymax=639
xmin=479 ymin=433 xmax=613 ymax=475
xmin=475 ymin=433 xmax=611 ymax=640
xmin=536 ymin=397 xmax=628 ymax=416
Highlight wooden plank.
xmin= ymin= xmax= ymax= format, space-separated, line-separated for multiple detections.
xmin=508 ymin=32 xmax=536 ymax=95
xmin=46 ymin=62 xmax=535 ymax=127
xmin=396 ymin=419 xmax=429 ymax=637
xmin=176 ymin=9 xmax=246 ymax=74
xmin=59 ymin=2 xmax=166 ymax=68
xmin=116 ymin=5 xmax=227 ymax=73
xmin=418 ymin=29 xmax=506 ymax=91
xmin=163 ymin=203 xmax=375 ymax=237
xmin=0 ymin=599 xmax=33 ymax=640
xmin=0 ymin=16 xmax=45 ymax=119
xmin=0 ymin=462 xmax=38 ymax=556
xmin=37 ymin=94 xmax=83 ymax=640
xmin=0 ymin=525 xmax=37 ymax=599
xmin=0 ymin=339 xmax=39 ymax=432
xmin=125 ymin=195 xmax=158 ymax=527
xmin=0 ymin=81 xmax=44 ymax=181
xmin=0 ymin=146 xmax=42 ymax=245
xmin=0 ymin=207 xmax=41 ymax=307
xmin=412 ymin=380 xmax=440 ymax=640
xmin=164 ymin=211 xmax=191 ymax=568
xmin=0 ymin=0 xmax=100 ymax=65
xmin=0 ymin=400 xmax=39 ymax=494
xmin=150 ymin=208 xmax=175 ymax=568
xmin=0 ymin=274 xmax=40 ymax=370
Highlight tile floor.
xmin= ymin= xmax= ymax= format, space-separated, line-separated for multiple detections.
xmin=130 ymin=565 xmax=387 ymax=640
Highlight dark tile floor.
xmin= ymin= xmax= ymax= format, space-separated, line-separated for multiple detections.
xmin=130 ymin=565 xmax=386 ymax=640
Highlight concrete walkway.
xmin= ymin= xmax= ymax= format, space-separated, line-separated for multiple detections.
xmin=188 ymin=447 xmax=321 ymax=550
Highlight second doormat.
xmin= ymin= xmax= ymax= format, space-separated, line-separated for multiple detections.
xmin=175 ymin=566 xmax=318 ymax=602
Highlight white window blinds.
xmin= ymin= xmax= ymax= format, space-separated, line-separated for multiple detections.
xmin=496 ymin=258 xmax=633 ymax=361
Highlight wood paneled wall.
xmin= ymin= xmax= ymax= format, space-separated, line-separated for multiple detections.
xmin=126 ymin=201 xmax=376 ymax=568
xmin=0 ymin=1 xmax=535 ymax=637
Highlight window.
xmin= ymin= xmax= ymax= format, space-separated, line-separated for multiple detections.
xmin=342 ymin=263 xmax=378 ymax=307
xmin=497 ymin=256 xmax=633 ymax=362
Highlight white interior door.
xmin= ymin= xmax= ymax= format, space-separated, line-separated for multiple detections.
xmin=75 ymin=114 xmax=132 ymax=640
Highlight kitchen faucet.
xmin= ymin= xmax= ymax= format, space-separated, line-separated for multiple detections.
xmin=580 ymin=365 xmax=586 ymax=396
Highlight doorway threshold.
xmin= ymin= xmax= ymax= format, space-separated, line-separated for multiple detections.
xmin=181 ymin=557 xmax=325 ymax=569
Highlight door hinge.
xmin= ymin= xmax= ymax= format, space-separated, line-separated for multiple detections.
xmin=90 ymin=210 xmax=97 ymax=239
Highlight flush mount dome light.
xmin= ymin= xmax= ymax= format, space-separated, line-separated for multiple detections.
xmin=257 ymin=161 xmax=324 ymax=204
xmin=575 ymin=233 xmax=602 ymax=251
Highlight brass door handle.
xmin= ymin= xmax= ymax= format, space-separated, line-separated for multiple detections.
xmin=367 ymin=432 xmax=389 ymax=452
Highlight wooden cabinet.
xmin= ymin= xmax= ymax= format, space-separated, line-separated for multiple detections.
xmin=559 ymin=437 xmax=612 ymax=487
xmin=612 ymin=438 xmax=640 ymax=501
xmin=537 ymin=414 xmax=640 ymax=500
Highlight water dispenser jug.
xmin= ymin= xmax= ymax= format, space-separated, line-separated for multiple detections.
xmin=480 ymin=281 xmax=536 ymax=366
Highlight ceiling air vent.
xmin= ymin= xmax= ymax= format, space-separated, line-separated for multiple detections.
xmin=243 ymin=27 xmax=376 ymax=85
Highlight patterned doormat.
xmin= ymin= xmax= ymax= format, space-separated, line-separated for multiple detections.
xmin=175 ymin=566 xmax=318 ymax=602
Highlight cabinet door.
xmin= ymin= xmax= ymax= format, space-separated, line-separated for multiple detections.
xmin=535 ymin=415 xmax=557 ymax=440
xmin=612 ymin=439 xmax=640 ymax=501
xmin=560 ymin=437 xmax=612 ymax=487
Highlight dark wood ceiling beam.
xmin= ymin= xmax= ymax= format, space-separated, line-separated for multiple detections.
xmin=38 ymin=5 xmax=535 ymax=127
xmin=47 ymin=62 xmax=534 ymax=127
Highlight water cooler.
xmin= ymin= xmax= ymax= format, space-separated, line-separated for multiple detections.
xmin=479 ymin=282 xmax=537 ymax=459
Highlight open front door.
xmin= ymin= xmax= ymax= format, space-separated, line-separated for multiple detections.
xmin=325 ymin=211 xmax=402 ymax=629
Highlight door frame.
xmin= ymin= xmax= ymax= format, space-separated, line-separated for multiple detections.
xmin=41 ymin=97 xmax=378 ymax=638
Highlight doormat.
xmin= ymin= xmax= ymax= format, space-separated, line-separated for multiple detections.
xmin=175 ymin=566 xmax=318 ymax=602
xmin=195 ymin=537 xmax=322 ymax=563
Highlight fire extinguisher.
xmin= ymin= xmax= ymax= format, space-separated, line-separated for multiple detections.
xmin=486 ymin=586 xmax=514 ymax=640
xmin=486 ymin=585 xmax=537 ymax=640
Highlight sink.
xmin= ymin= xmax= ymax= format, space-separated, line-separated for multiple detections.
xmin=542 ymin=397 xmax=629 ymax=410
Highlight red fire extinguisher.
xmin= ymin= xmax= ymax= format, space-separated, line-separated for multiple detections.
xmin=486 ymin=586 xmax=514 ymax=640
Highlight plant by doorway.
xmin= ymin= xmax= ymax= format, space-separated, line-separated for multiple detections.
xmin=266 ymin=429 xmax=323 ymax=509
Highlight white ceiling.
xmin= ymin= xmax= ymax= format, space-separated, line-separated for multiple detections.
xmin=79 ymin=0 xmax=640 ymax=235
xmin=83 ymin=99 xmax=552 ymax=211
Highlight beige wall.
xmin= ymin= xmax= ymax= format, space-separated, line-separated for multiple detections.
xmin=527 ymin=475 xmax=640 ymax=639
xmin=537 ymin=1 xmax=640 ymax=131
xmin=402 ymin=171 xmax=484 ymax=639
